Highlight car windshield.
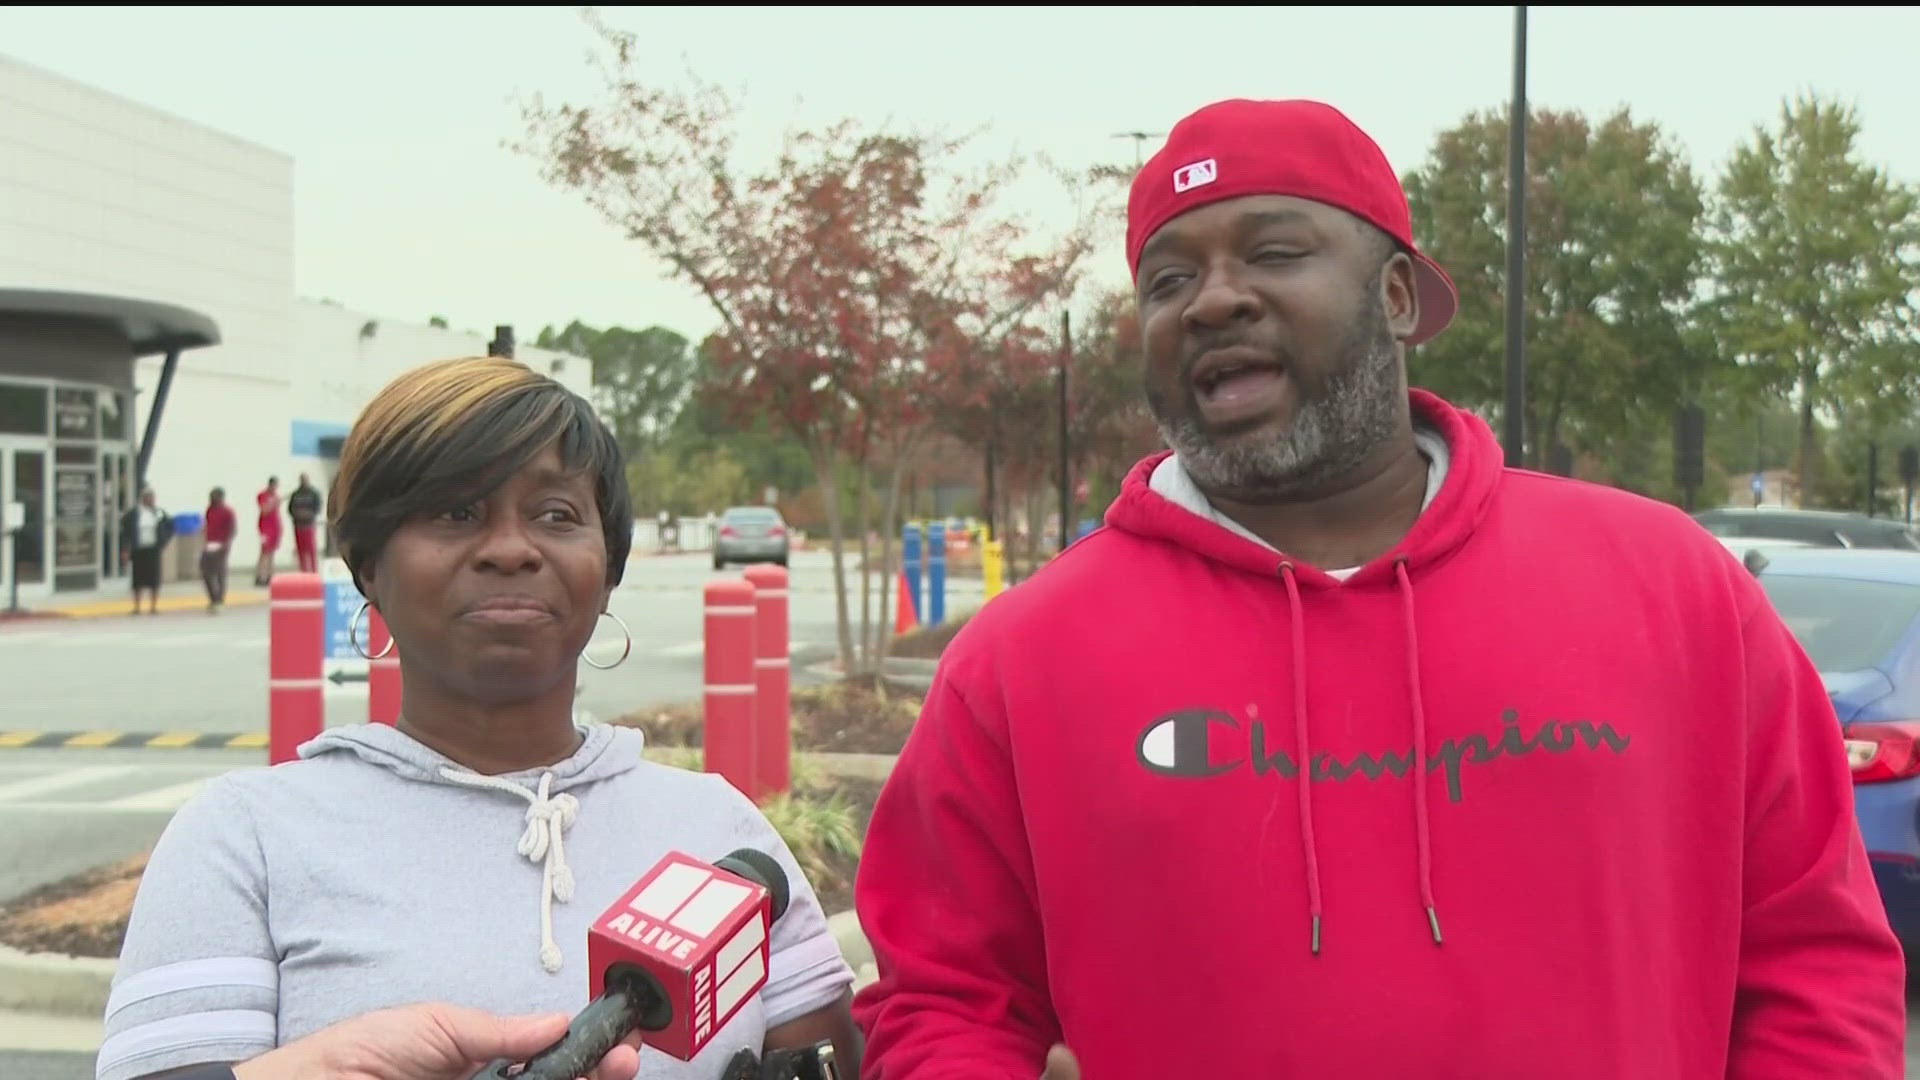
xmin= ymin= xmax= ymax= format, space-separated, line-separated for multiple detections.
xmin=724 ymin=508 xmax=780 ymax=524
xmin=1760 ymin=574 xmax=1920 ymax=672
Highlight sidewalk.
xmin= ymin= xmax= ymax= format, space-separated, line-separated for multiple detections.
xmin=24 ymin=587 xmax=267 ymax=620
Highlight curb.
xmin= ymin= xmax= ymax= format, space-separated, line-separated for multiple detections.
xmin=0 ymin=732 xmax=267 ymax=750
xmin=0 ymin=943 xmax=114 ymax=1018
xmin=828 ymin=909 xmax=878 ymax=992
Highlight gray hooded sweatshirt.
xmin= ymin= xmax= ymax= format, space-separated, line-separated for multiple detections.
xmin=97 ymin=723 xmax=853 ymax=1080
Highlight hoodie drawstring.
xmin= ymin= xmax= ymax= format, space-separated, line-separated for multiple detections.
xmin=1395 ymin=559 xmax=1443 ymax=946
xmin=437 ymin=767 xmax=579 ymax=972
xmin=1282 ymin=559 xmax=1443 ymax=954
xmin=1279 ymin=563 xmax=1323 ymax=955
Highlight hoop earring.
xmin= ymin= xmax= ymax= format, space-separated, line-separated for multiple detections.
xmin=582 ymin=610 xmax=632 ymax=670
xmin=349 ymin=601 xmax=396 ymax=660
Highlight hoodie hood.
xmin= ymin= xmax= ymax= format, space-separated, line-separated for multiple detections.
xmin=298 ymin=720 xmax=647 ymax=790
xmin=1106 ymin=389 xmax=1502 ymax=588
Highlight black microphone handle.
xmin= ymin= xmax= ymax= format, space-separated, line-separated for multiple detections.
xmin=500 ymin=973 xmax=662 ymax=1080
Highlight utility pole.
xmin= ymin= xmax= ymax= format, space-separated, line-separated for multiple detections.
xmin=1058 ymin=311 xmax=1072 ymax=553
xmin=1502 ymin=5 xmax=1529 ymax=469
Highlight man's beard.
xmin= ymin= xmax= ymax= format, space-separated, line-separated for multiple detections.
xmin=1149 ymin=295 xmax=1402 ymax=503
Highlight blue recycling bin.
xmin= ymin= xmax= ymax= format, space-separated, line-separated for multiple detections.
xmin=901 ymin=524 xmax=923 ymax=622
xmin=172 ymin=512 xmax=203 ymax=536
xmin=928 ymin=522 xmax=947 ymax=627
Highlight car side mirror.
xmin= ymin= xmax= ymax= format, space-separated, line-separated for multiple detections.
xmin=1743 ymin=549 xmax=1769 ymax=577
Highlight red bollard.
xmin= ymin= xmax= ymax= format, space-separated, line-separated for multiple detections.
xmin=368 ymin=606 xmax=402 ymax=727
xmin=269 ymin=573 xmax=325 ymax=765
xmin=704 ymin=579 xmax=759 ymax=800
xmin=743 ymin=564 xmax=791 ymax=799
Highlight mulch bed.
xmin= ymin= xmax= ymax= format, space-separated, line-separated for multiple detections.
xmin=618 ymin=675 xmax=926 ymax=755
xmin=0 ymin=854 xmax=146 ymax=958
xmin=888 ymin=614 xmax=971 ymax=660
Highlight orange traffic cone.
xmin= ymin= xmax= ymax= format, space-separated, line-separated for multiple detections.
xmin=895 ymin=571 xmax=920 ymax=635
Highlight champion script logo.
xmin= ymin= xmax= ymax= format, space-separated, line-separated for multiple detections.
xmin=1135 ymin=708 xmax=1632 ymax=803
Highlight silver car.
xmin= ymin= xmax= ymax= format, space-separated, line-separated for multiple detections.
xmin=714 ymin=506 xmax=789 ymax=569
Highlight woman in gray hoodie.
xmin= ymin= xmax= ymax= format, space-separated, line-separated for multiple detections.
xmin=99 ymin=356 xmax=859 ymax=1080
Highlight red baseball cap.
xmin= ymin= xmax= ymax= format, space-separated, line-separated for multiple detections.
xmin=1126 ymin=99 xmax=1458 ymax=346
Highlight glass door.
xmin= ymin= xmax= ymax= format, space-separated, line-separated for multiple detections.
xmin=1 ymin=441 xmax=49 ymax=605
xmin=100 ymin=451 xmax=131 ymax=580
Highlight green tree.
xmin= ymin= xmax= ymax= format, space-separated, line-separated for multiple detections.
xmin=1404 ymin=106 xmax=1715 ymax=472
xmin=1707 ymin=93 xmax=1920 ymax=503
xmin=534 ymin=322 xmax=698 ymax=462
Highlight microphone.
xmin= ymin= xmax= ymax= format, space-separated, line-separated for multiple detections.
xmin=501 ymin=847 xmax=791 ymax=1079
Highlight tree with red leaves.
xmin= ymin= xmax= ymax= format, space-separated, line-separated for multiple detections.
xmin=515 ymin=12 xmax=1097 ymax=670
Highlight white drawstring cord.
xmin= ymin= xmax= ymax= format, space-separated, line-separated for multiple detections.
xmin=437 ymin=767 xmax=579 ymax=973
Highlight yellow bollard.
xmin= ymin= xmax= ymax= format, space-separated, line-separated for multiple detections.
xmin=982 ymin=534 xmax=1005 ymax=601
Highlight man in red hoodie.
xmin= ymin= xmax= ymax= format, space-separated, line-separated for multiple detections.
xmin=852 ymin=99 xmax=1906 ymax=1079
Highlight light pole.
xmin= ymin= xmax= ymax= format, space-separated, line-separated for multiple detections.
xmin=1503 ymin=5 xmax=1529 ymax=469
xmin=1112 ymin=131 xmax=1164 ymax=169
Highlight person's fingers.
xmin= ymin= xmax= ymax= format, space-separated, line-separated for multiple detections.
xmin=1042 ymin=1044 xmax=1082 ymax=1080
xmin=582 ymin=1041 xmax=641 ymax=1080
xmin=428 ymin=1004 xmax=571 ymax=1063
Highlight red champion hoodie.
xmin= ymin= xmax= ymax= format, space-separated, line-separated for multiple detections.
xmin=852 ymin=391 xmax=1905 ymax=1079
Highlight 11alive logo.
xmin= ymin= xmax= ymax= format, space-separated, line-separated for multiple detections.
xmin=590 ymin=853 xmax=772 ymax=1056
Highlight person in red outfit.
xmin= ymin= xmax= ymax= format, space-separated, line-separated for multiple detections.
xmin=851 ymin=99 xmax=1906 ymax=1080
xmin=200 ymin=487 xmax=237 ymax=613
xmin=255 ymin=477 xmax=281 ymax=586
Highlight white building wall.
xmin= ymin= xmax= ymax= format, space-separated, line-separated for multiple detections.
xmin=0 ymin=54 xmax=591 ymax=587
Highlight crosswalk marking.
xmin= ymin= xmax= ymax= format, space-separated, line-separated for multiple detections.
xmin=0 ymin=764 xmax=139 ymax=801
xmin=101 ymin=779 xmax=207 ymax=811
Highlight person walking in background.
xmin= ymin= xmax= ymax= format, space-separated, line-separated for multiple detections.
xmin=201 ymin=487 xmax=236 ymax=614
xmin=288 ymin=473 xmax=322 ymax=573
xmin=119 ymin=487 xmax=173 ymax=616
xmin=255 ymin=476 xmax=281 ymax=586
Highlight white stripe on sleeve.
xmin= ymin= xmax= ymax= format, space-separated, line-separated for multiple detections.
xmin=105 ymin=956 xmax=278 ymax=1021
xmin=96 ymin=1008 xmax=277 ymax=1076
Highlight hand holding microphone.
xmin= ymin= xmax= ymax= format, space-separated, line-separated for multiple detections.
xmin=226 ymin=1001 xmax=637 ymax=1080
xmin=500 ymin=848 xmax=793 ymax=1080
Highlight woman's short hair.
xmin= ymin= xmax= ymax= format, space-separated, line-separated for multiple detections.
xmin=329 ymin=356 xmax=632 ymax=588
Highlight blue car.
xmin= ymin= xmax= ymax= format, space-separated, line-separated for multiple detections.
xmin=1742 ymin=546 xmax=1920 ymax=946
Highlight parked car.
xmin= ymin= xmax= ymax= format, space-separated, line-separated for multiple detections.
xmin=713 ymin=505 xmax=789 ymax=569
xmin=1748 ymin=548 xmax=1920 ymax=946
xmin=1694 ymin=507 xmax=1920 ymax=551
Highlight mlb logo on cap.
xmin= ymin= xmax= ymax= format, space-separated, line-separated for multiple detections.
xmin=1172 ymin=158 xmax=1217 ymax=194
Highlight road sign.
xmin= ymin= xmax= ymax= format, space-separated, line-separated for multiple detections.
xmin=320 ymin=558 xmax=368 ymax=684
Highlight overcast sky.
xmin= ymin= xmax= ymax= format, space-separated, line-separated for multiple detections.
xmin=3 ymin=5 xmax=1915 ymax=345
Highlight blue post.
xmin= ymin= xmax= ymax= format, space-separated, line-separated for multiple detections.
xmin=902 ymin=523 xmax=923 ymax=622
xmin=928 ymin=521 xmax=947 ymax=627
